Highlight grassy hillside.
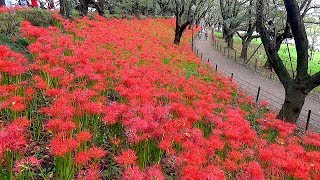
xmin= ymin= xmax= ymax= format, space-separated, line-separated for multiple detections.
xmin=0 ymin=9 xmax=319 ymax=179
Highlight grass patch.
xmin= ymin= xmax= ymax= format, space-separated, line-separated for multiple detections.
xmin=135 ymin=140 xmax=163 ymax=169
xmin=184 ymin=61 xmax=199 ymax=78
xmin=194 ymin=120 xmax=212 ymax=138
xmin=214 ymin=31 xmax=320 ymax=92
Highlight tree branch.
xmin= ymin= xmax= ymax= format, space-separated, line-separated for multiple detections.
xmin=284 ymin=0 xmax=309 ymax=81
xmin=256 ymin=0 xmax=291 ymax=85
xmin=306 ymin=71 xmax=320 ymax=91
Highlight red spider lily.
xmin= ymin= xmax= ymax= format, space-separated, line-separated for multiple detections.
xmin=77 ymin=163 xmax=101 ymax=180
xmin=0 ymin=9 xmax=319 ymax=179
xmin=49 ymin=133 xmax=79 ymax=157
xmin=88 ymin=147 xmax=106 ymax=159
xmin=302 ymin=131 xmax=320 ymax=148
xmin=0 ymin=117 xmax=30 ymax=158
xmin=144 ymin=165 xmax=165 ymax=180
xmin=14 ymin=156 xmax=41 ymax=173
xmin=46 ymin=118 xmax=76 ymax=133
xmin=77 ymin=131 xmax=92 ymax=144
xmin=114 ymin=149 xmax=137 ymax=167
xmin=75 ymin=151 xmax=90 ymax=166
xmin=0 ymin=46 xmax=28 ymax=77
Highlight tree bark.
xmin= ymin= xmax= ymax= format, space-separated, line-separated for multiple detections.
xmin=174 ymin=27 xmax=183 ymax=45
xmin=174 ymin=20 xmax=189 ymax=45
xmin=240 ymin=41 xmax=249 ymax=60
xmin=79 ymin=0 xmax=89 ymax=16
xmin=59 ymin=0 xmax=71 ymax=19
xmin=264 ymin=57 xmax=273 ymax=69
xmin=277 ymin=83 xmax=308 ymax=123
xmin=226 ymin=34 xmax=233 ymax=49
xmin=223 ymin=26 xmax=234 ymax=49
xmin=97 ymin=0 xmax=105 ymax=15
xmin=92 ymin=0 xmax=105 ymax=16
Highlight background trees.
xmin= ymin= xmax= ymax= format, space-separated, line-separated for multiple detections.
xmin=256 ymin=0 xmax=320 ymax=123
xmin=218 ymin=0 xmax=247 ymax=48
xmin=172 ymin=0 xmax=213 ymax=45
xmin=236 ymin=0 xmax=258 ymax=60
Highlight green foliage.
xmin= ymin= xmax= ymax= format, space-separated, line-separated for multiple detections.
xmin=0 ymin=34 xmax=29 ymax=53
xmin=0 ymin=9 xmax=54 ymax=37
xmin=184 ymin=61 xmax=199 ymax=78
xmin=265 ymin=128 xmax=279 ymax=143
xmin=194 ymin=120 xmax=212 ymax=138
xmin=162 ymin=57 xmax=171 ymax=64
xmin=172 ymin=141 xmax=183 ymax=152
xmin=15 ymin=9 xmax=54 ymax=27
xmin=135 ymin=139 xmax=163 ymax=169
xmin=0 ymin=12 xmax=21 ymax=37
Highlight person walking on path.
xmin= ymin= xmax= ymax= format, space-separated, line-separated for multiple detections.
xmin=48 ymin=0 xmax=55 ymax=9
xmin=198 ymin=31 xmax=202 ymax=40
xmin=31 ymin=0 xmax=38 ymax=7
xmin=205 ymin=31 xmax=208 ymax=41
xmin=18 ymin=0 xmax=29 ymax=7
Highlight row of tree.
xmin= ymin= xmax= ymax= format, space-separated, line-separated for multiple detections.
xmin=58 ymin=0 xmax=320 ymax=124
xmin=59 ymin=0 xmax=214 ymax=45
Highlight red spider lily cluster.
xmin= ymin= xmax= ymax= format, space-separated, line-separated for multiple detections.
xmin=0 ymin=9 xmax=320 ymax=179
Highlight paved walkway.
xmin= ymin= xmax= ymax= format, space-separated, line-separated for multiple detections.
xmin=194 ymin=30 xmax=320 ymax=133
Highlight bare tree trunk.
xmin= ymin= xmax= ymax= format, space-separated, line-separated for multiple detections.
xmin=240 ymin=41 xmax=249 ymax=59
xmin=97 ymin=0 xmax=105 ymax=15
xmin=226 ymin=35 xmax=233 ymax=49
xmin=79 ymin=0 xmax=89 ymax=16
xmin=59 ymin=0 xmax=71 ymax=18
xmin=277 ymin=83 xmax=307 ymax=123
xmin=152 ymin=0 xmax=156 ymax=16
xmin=174 ymin=28 xmax=183 ymax=45
xmin=93 ymin=0 xmax=105 ymax=16
xmin=223 ymin=26 xmax=234 ymax=49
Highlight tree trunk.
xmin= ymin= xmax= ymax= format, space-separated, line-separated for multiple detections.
xmin=59 ymin=0 xmax=71 ymax=18
xmin=264 ymin=43 xmax=281 ymax=69
xmin=79 ymin=0 xmax=89 ymax=16
xmin=277 ymin=84 xmax=307 ymax=123
xmin=226 ymin=35 xmax=233 ymax=49
xmin=152 ymin=0 xmax=156 ymax=16
xmin=264 ymin=57 xmax=273 ymax=69
xmin=97 ymin=0 xmax=105 ymax=15
xmin=223 ymin=26 xmax=234 ymax=49
xmin=93 ymin=0 xmax=105 ymax=16
xmin=174 ymin=27 xmax=182 ymax=45
xmin=240 ymin=41 xmax=249 ymax=60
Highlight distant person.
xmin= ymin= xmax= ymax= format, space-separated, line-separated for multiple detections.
xmin=5 ymin=0 xmax=13 ymax=7
xmin=31 ymin=0 xmax=38 ymax=7
xmin=205 ymin=31 xmax=208 ymax=41
xmin=39 ymin=1 xmax=45 ymax=9
xmin=19 ymin=0 xmax=29 ymax=7
xmin=48 ymin=0 xmax=55 ymax=9
xmin=198 ymin=32 xmax=202 ymax=40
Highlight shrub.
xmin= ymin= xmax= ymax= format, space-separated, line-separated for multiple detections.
xmin=15 ymin=8 xmax=54 ymax=27
xmin=0 ymin=8 xmax=54 ymax=37
xmin=0 ymin=12 xmax=21 ymax=37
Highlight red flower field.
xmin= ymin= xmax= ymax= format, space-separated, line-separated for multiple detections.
xmin=0 ymin=9 xmax=320 ymax=179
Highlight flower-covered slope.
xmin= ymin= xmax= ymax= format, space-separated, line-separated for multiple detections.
xmin=0 ymin=12 xmax=320 ymax=179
